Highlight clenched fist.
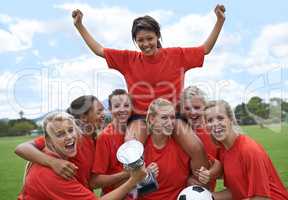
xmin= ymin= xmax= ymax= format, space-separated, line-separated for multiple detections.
xmin=72 ymin=9 xmax=83 ymax=28
xmin=214 ymin=4 xmax=226 ymax=21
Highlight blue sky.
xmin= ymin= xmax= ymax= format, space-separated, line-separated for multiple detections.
xmin=0 ymin=0 xmax=287 ymax=119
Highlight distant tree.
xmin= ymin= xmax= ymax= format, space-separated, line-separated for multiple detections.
xmin=234 ymin=103 xmax=256 ymax=125
xmin=269 ymin=97 xmax=283 ymax=123
xmin=0 ymin=121 xmax=10 ymax=137
xmin=19 ymin=110 xmax=24 ymax=119
xmin=281 ymin=100 xmax=288 ymax=122
xmin=246 ymin=96 xmax=269 ymax=128
xmin=11 ymin=121 xmax=35 ymax=136
xmin=4 ymin=118 xmax=38 ymax=136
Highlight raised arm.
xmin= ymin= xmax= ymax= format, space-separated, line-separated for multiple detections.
xmin=202 ymin=4 xmax=225 ymax=55
xmin=15 ymin=139 xmax=78 ymax=179
xmin=72 ymin=9 xmax=105 ymax=58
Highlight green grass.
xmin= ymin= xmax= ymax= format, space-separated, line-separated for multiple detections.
xmin=1 ymin=124 xmax=287 ymax=199
xmin=215 ymin=124 xmax=288 ymax=191
xmin=0 ymin=136 xmax=32 ymax=200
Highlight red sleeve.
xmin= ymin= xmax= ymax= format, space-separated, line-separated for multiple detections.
xmin=180 ymin=46 xmax=205 ymax=71
xmin=92 ymin=134 xmax=110 ymax=174
xmin=242 ymin=148 xmax=271 ymax=198
xmin=103 ymin=48 xmax=130 ymax=74
xmin=45 ymin=172 xmax=98 ymax=200
xmin=33 ymin=136 xmax=45 ymax=150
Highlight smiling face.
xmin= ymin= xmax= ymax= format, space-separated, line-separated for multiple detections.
xmin=82 ymin=100 xmax=105 ymax=131
xmin=110 ymin=94 xmax=132 ymax=125
xmin=149 ymin=104 xmax=176 ymax=136
xmin=205 ymin=104 xmax=232 ymax=143
xmin=135 ymin=30 xmax=159 ymax=56
xmin=181 ymin=95 xmax=205 ymax=129
xmin=46 ymin=119 xmax=78 ymax=158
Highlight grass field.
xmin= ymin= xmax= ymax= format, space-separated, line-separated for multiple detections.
xmin=0 ymin=125 xmax=287 ymax=199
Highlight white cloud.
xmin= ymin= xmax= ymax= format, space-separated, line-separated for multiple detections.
xmin=245 ymin=22 xmax=288 ymax=74
xmin=0 ymin=17 xmax=46 ymax=53
xmin=0 ymin=14 xmax=12 ymax=23
xmin=4 ymin=55 xmax=126 ymax=119
xmin=32 ymin=49 xmax=40 ymax=57
xmin=184 ymin=79 xmax=246 ymax=107
xmin=0 ymin=72 xmax=19 ymax=118
xmin=163 ymin=12 xmax=215 ymax=47
xmin=56 ymin=3 xmax=174 ymax=49
xmin=0 ymin=29 xmax=26 ymax=52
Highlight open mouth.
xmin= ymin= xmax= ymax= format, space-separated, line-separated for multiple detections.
xmin=65 ymin=141 xmax=76 ymax=152
xmin=212 ymin=127 xmax=225 ymax=137
xmin=190 ymin=115 xmax=201 ymax=120
xmin=164 ymin=126 xmax=174 ymax=134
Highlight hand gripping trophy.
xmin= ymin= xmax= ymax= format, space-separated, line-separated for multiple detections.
xmin=117 ymin=140 xmax=159 ymax=197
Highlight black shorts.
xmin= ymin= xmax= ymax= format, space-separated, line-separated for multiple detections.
xmin=128 ymin=114 xmax=146 ymax=125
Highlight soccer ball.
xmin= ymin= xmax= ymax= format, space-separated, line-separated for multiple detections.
xmin=177 ymin=185 xmax=214 ymax=200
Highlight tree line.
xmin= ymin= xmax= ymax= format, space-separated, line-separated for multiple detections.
xmin=1 ymin=96 xmax=288 ymax=137
xmin=0 ymin=118 xmax=38 ymax=137
xmin=235 ymin=96 xmax=288 ymax=126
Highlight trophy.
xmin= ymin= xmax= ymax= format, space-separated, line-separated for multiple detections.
xmin=116 ymin=140 xmax=159 ymax=196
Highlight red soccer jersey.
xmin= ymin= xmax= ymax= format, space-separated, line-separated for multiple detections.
xmin=195 ymin=128 xmax=218 ymax=191
xmin=33 ymin=134 xmax=95 ymax=189
xmin=18 ymin=154 xmax=98 ymax=200
xmin=104 ymin=47 xmax=205 ymax=115
xmin=139 ymin=135 xmax=190 ymax=200
xmin=92 ymin=123 xmax=125 ymax=194
xmin=218 ymin=135 xmax=288 ymax=200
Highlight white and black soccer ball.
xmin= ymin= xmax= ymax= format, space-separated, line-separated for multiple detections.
xmin=177 ymin=185 xmax=214 ymax=200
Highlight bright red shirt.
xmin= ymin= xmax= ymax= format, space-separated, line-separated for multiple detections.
xmin=104 ymin=47 xmax=205 ymax=115
xmin=92 ymin=123 xmax=125 ymax=194
xmin=18 ymin=154 xmax=97 ymax=200
xmin=195 ymin=128 xmax=218 ymax=191
xmin=139 ymin=135 xmax=190 ymax=200
xmin=218 ymin=135 xmax=288 ymax=200
xmin=33 ymin=134 xmax=95 ymax=189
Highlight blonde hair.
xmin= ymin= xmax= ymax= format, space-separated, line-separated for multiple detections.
xmin=43 ymin=112 xmax=81 ymax=137
xmin=180 ymin=86 xmax=206 ymax=110
xmin=146 ymin=98 xmax=174 ymax=131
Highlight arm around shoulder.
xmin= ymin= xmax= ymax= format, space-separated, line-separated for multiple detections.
xmin=15 ymin=139 xmax=78 ymax=180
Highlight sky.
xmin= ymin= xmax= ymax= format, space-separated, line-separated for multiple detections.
xmin=0 ymin=0 xmax=288 ymax=119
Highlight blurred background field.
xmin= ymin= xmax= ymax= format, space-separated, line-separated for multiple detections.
xmin=0 ymin=124 xmax=287 ymax=199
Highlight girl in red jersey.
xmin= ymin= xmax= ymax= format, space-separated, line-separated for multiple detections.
xmin=138 ymin=98 xmax=190 ymax=200
xmin=15 ymin=95 xmax=105 ymax=187
xmin=179 ymin=86 xmax=220 ymax=191
xmin=89 ymin=89 xmax=158 ymax=199
xmin=18 ymin=112 xmax=146 ymax=200
xmin=203 ymin=100 xmax=288 ymax=200
xmin=72 ymin=4 xmax=225 ymax=176
xmin=90 ymin=89 xmax=132 ymax=194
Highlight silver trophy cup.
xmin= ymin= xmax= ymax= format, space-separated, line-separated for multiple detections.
xmin=116 ymin=140 xmax=158 ymax=196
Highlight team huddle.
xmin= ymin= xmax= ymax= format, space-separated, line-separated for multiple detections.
xmin=16 ymin=4 xmax=288 ymax=200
